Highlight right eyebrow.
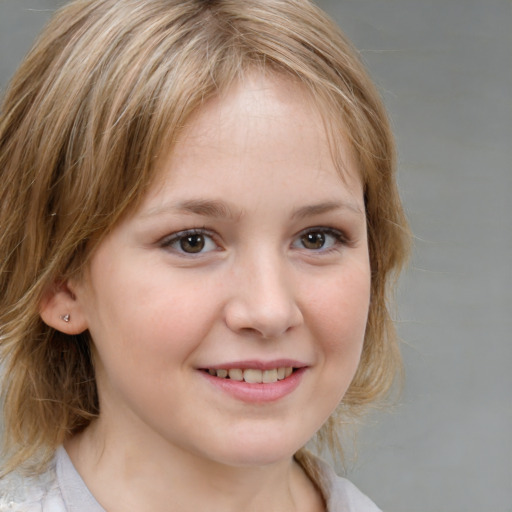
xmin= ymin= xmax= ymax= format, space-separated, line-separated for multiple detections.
xmin=142 ymin=198 xmax=244 ymax=221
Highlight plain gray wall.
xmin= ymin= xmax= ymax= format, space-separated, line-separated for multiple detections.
xmin=1 ymin=1 xmax=511 ymax=511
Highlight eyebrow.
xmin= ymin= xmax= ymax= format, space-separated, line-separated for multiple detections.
xmin=291 ymin=200 xmax=364 ymax=220
xmin=143 ymin=199 xmax=242 ymax=220
xmin=143 ymin=198 xmax=364 ymax=221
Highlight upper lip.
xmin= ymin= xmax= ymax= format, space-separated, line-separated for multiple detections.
xmin=199 ymin=359 xmax=308 ymax=370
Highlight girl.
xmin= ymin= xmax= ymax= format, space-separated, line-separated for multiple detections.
xmin=0 ymin=0 xmax=409 ymax=510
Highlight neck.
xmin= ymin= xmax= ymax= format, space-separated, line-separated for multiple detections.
xmin=65 ymin=418 xmax=323 ymax=512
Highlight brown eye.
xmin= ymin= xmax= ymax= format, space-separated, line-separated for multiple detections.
xmin=301 ymin=232 xmax=326 ymax=250
xmin=180 ymin=234 xmax=206 ymax=253
xmin=161 ymin=230 xmax=217 ymax=255
xmin=292 ymin=228 xmax=346 ymax=252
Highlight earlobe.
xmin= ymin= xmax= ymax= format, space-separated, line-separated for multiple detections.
xmin=39 ymin=281 xmax=88 ymax=335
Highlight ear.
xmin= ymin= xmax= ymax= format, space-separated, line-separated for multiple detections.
xmin=39 ymin=281 xmax=89 ymax=335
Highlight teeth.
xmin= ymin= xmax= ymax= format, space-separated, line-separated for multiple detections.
xmin=208 ymin=367 xmax=295 ymax=383
xmin=228 ymin=368 xmax=243 ymax=381
xmin=262 ymin=369 xmax=278 ymax=383
xmin=243 ymin=369 xmax=262 ymax=383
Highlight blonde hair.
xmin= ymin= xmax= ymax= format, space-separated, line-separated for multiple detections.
xmin=0 ymin=0 xmax=410 ymax=473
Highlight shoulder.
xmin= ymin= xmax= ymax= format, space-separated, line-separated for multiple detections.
xmin=0 ymin=461 xmax=66 ymax=512
xmin=296 ymin=451 xmax=382 ymax=512
xmin=327 ymin=474 xmax=382 ymax=512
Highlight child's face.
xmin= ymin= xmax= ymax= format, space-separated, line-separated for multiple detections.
xmin=71 ymin=73 xmax=370 ymax=466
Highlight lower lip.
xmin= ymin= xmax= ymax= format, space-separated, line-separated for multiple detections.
xmin=201 ymin=368 xmax=307 ymax=403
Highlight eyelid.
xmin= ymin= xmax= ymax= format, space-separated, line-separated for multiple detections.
xmin=292 ymin=226 xmax=350 ymax=251
xmin=159 ymin=228 xmax=220 ymax=255
xmin=157 ymin=225 xmax=351 ymax=257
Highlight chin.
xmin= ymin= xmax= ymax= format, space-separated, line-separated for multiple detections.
xmin=215 ymin=447 xmax=298 ymax=468
xmin=200 ymin=426 xmax=311 ymax=468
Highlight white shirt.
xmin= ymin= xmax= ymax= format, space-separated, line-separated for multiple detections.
xmin=0 ymin=446 xmax=381 ymax=511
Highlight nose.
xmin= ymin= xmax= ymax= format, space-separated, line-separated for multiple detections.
xmin=224 ymin=254 xmax=304 ymax=339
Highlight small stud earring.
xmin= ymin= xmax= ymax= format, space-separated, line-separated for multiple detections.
xmin=60 ymin=314 xmax=70 ymax=323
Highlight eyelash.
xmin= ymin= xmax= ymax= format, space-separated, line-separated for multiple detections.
xmin=159 ymin=228 xmax=219 ymax=255
xmin=159 ymin=227 xmax=349 ymax=256
xmin=294 ymin=227 xmax=349 ymax=253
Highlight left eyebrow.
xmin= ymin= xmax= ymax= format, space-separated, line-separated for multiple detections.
xmin=291 ymin=201 xmax=364 ymax=220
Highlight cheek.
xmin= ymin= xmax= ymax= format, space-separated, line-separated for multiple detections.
xmin=98 ymin=289 xmax=218 ymax=365
xmin=306 ymin=268 xmax=371 ymax=356
xmin=88 ymin=277 xmax=218 ymax=409
xmin=83 ymin=272 xmax=216 ymax=381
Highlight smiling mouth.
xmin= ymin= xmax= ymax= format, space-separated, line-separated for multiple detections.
xmin=203 ymin=367 xmax=295 ymax=384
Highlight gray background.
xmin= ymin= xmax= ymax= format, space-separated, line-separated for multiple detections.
xmin=1 ymin=1 xmax=511 ymax=511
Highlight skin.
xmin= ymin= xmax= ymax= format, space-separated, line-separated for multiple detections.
xmin=42 ymin=73 xmax=371 ymax=512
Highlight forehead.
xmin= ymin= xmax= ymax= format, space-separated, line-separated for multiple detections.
xmin=131 ymin=72 xmax=365 ymax=225
xmin=148 ymin=72 xmax=361 ymax=198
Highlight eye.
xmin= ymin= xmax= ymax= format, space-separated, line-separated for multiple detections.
xmin=160 ymin=229 xmax=218 ymax=255
xmin=292 ymin=228 xmax=346 ymax=251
